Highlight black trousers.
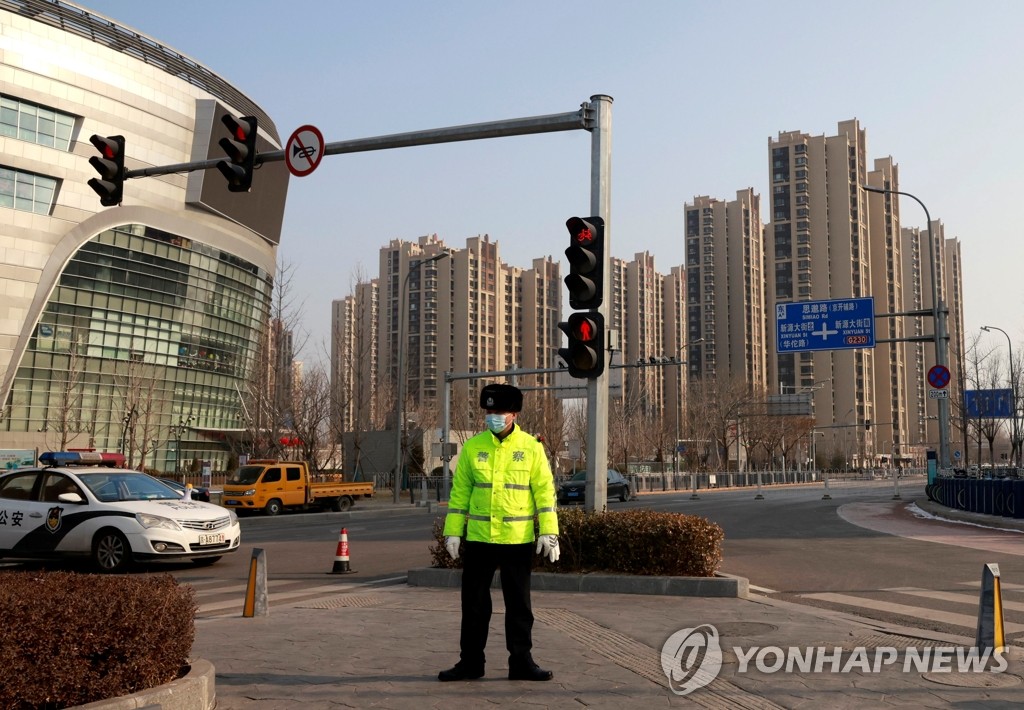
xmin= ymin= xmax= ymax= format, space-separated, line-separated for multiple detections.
xmin=459 ymin=541 xmax=535 ymax=669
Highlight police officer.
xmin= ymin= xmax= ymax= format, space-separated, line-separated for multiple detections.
xmin=438 ymin=383 xmax=560 ymax=682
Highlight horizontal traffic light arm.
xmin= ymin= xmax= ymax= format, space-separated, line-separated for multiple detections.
xmin=123 ymin=104 xmax=591 ymax=180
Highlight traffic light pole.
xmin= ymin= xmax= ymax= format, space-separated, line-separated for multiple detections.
xmin=586 ymin=95 xmax=613 ymax=514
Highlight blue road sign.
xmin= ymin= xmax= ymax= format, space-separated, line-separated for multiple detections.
xmin=965 ymin=388 xmax=1014 ymax=418
xmin=776 ymin=297 xmax=875 ymax=354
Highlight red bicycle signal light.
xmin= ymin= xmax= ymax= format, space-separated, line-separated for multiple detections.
xmin=558 ymin=312 xmax=605 ymax=379
xmin=564 ymin=216 xmax=604 ymax=309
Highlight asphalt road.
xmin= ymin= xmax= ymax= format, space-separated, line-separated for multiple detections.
xmin=6 ymin=479 xmax=1023 ymax=640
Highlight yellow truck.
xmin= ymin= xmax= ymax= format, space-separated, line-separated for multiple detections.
xmin=221 ymin=460 xmax=374 ymax=515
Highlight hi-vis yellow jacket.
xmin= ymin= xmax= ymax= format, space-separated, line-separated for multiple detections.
xmin=443 ymin=425 xmax=558 ymax=544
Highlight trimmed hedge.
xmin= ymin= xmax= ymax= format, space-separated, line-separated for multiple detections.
xmin=431 ymin=508 xmax=723 ymax=577
xmin=0 ymin=572 xmax=197 ymax=709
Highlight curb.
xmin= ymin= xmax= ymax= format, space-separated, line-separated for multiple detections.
xmin=912 ymin=496 xmax=1024 ymax=533
xmin=407 ymin=567 xmax=748 ymax=598
xmin=71 ymin=658 xmax=215 ymax=710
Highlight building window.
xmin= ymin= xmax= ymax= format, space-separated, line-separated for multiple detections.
xmin=0 ymin=96 xmax=75 ymax=150
xmin=0 ymin=166 xmax=57 ymax=215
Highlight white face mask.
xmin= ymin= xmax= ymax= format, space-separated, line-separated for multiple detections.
xmin=485 ymin=413 xmax=509 ymax=433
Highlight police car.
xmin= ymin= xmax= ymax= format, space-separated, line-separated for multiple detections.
xmin=0 ymin=451 xmax=241 ymax=572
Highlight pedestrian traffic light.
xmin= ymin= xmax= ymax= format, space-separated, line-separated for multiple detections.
xmin=87 ymin=134 xmax=125 ymax=206
xmin=865 ymin=419 xmax=871 ymax=431
xmin=558 ymin=312 xmax=605 ymax=379
xmin=216 ymin=114 xmax=258 ymax=192
xmin=564 ymin=216 xmax=605 ymax=309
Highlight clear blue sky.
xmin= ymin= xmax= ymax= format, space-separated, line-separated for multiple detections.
xmin=81 ymin=0 xmax=1024 ymax=366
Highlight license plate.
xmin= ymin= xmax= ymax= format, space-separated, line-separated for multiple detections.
xmin=568 ymin=492 xmax=579 ymax=498
xmin=225 ymin=500 xmax=239 ymax=506
xmin=197 ymin=533 xmax=225 ymax=545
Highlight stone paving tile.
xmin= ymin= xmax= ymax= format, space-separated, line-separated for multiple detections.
xmin=193 ymin=586 xmax=1024 ymax=708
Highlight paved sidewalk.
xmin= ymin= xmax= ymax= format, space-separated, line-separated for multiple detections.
xmin=192 ymin=581 xmax=1022 ymax=709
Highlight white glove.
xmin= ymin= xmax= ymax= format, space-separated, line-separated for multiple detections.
xmin=444 ymin=536 xmax=461 ymax=560
xmin=536 ymin=534 xmax=560 ymax=563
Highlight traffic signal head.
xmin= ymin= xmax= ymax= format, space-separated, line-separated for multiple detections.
xmin=564 ymin=215 xmax=605 ymax=309
xmin=865 ymin=419 xmax=871 ymax=431
xmin=558 ymin=312 xmax=605 ymax=379
xmin=216 ymin=114 xmax=258 ymax=192
xmin=87 ymin=134 xmax=125 ymax=206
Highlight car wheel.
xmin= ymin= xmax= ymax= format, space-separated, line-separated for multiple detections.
xmin=331 ymin=496 xmax=353 ymax=512
xmin=192 ymin=556 xmax=222 ymax=567
xmin=93 ymin=529 xmax=132 ymax=573
xmin=619 ymin=486 xmax=629 ymax=503
xmin=264 ymin=499 xmax=283 ymax=516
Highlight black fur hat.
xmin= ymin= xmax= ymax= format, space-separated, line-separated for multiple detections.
xmin=479 ymin=384 xmax=523 ymax=413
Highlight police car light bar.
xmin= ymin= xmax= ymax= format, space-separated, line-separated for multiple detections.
xmin=40 ymin=451 xmax=126 ymax=467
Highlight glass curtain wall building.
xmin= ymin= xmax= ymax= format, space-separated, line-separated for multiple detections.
xmin=5 ymin=224 xmax=272 ymax=471
xmin=0 ymin=1 xmax=289 ymax=473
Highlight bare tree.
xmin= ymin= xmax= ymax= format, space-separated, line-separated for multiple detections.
xmin=239 ymin=258 xmax=308 ymax=460
xmin=687 ymin=375 xmax=754 ymax=471
xmin=46 ymin=336 xmax=86 ymax=451
xmin=291 ymin=364 xmax=336 ymax=472
xmin=563 ymin=399 xmax=588 ymax=475
xmin=112 ymin=350 xmax=164 ymax=470
xmin=516 ymin=391 xmax=566 ymax=473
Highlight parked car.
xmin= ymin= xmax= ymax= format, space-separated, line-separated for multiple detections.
xmin=158 ymin=477 xmax=212 ymax=503
xmin=0 ymin=451 xmax=240 ymax=572
xmin=558 ymin=469 xmax=632 ymax=505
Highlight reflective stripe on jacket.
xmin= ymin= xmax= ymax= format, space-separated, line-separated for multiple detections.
xmin=443 ymin=425 xmax=558 ymax=543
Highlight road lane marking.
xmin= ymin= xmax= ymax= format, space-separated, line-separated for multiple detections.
xmin=801 ymin=592 xmax=1024 ymax=633
xmin=885 ymin=586 xmax=1024 ymax=613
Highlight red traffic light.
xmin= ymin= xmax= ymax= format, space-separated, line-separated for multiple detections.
xmin=217 ymin=114 xmax=258 ymax=192
xmin=571 ymin=315 xmax=599 ymax=342
xmin=573 ymin=226 xmax=594 ymax=245
xmin=558 ymin=312 xmax=605 ymax=379
xmin=564 ymin=215 xmax=605 ymax=310
xmin=87 ymin=134 xmax=125 ymax=207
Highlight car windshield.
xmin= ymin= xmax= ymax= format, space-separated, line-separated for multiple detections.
xmin=78 ymin=473 xmax=181 ymax=502
xmin=569 ymin=471 xmax=588 ymax=482
xmin=226 ymin=465 xmax=264 ymax=485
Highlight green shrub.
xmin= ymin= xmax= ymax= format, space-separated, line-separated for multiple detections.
xmin=430 ymin=508 xmax=723 ymax=577
xmin=0 ymin=571 xmax=197 ymax=709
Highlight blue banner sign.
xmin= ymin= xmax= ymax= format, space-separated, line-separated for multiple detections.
xmin=964 ymin=388 xmax=1014 ymax=419
xmin=776 ymin=297 xmax=875 ymax=353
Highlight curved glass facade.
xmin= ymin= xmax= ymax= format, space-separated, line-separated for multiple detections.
xmin=3 ymin=224 xmax=272 ymax=472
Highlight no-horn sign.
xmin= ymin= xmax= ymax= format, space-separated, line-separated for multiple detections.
xmin=285 ymin=124 xmax=325 ymax=177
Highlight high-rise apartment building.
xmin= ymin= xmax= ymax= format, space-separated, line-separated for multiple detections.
xmin=765 ymin=119 xmax=965 ymax=466
xmin=900 ymin=223 xmax=965 ymax=455
xmin=610 ymin=252 xmax=666 ymax=415
xmin=864 ymin=157 xmax=910 ymax=464
xmin=767 ymin=120 xmax=876 ymax=461
xmin=684 ymin=190 xmax=766 ymax=389
xmin=332 ymin=234 xmax=561 ymax=431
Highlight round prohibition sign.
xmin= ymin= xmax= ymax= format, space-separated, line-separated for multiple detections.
xmin=285 ymin=124 xmax=325 ymax=177
xmin=927 ymin=364 xmax=951 ymax=389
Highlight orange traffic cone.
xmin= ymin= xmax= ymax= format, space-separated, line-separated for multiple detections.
xmin=330 ymin=527 xmax=356 ymax=574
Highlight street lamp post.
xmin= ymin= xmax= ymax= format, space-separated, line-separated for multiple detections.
xmin=394 ymin=252 xmax=450 ymax=504
xmin=672 ymin=338 xmax=704 ymax=485
xmin=171 ymin=414 xmax=194 ymax=485
xmin=981 ymin=325 xmax=1018 ymax=468
xmin=862 ymin=185 xmax=950 ymax=471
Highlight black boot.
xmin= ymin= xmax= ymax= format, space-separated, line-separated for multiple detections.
xmin=508 ymin=661 xmax=553 ymax=681
xmin=438 ymin=663 xmax=484 ymax=682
